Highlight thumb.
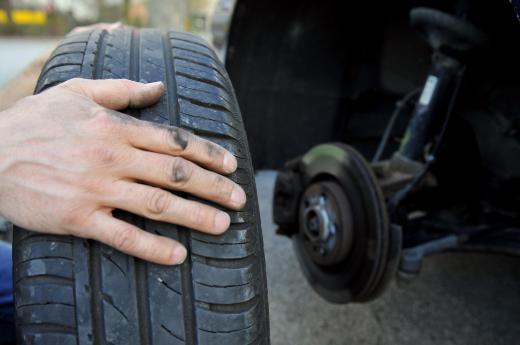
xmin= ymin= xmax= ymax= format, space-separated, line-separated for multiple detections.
xmin=59 ymin=78 xmax=164 ymax=110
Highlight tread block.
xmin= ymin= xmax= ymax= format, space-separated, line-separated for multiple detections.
xmin=194 ymin=281 xmax=256 ymax=304
xmin=16 ymin=258 xmax=73 ymax=281
xmin=178 ymin=97 xmax=235 ymax=124
xmin=180 ymin=113 xmax=240 ymax=140
xmin=173 ymin=49 xmax=226 ymax=75
xmin=172 ymin=40 xmax=215 ymax=59
xmin=61 ymin=32 xmax=91 ymax=43
xmin=192 ymin=227 xmax=252 ymax=245
xmin=198 ymin=319 xmax=259 ymax=345
xmin=18 ymin=241 xmax=72 ymax=262
xmin=51 ymin=42 xmax=87 ymax=57
xmin=229 ymin=211 xmax=251 ymax=224
xmin=175 ymin=61 xmax=229 ymax=88
xmin=193 ymin=261 xmax=256 ymax=286
xmin=177 ymin=75 xmax=233 ymax=103
xmin=178 ymin=94 xmax=234 ymax=118
xmin=16 ymin=282 xmax=74 ymax=307
xmin=155 ymin=324 xmax=185 ymax=344
xmin=103 ymin=297 xmax=139 ymax=345
xmin=228 ymin=166 xmax=251 ymax=185
xmin=19 ymin=332 xmax=77 ymax=345
xmin=148 ymin=272 xmax=186 ymax=343
xmin=196 ymin=303 xmax=258 ymax=332
xmin=38 ymin=70 xmax=81 ymax=88
xmin=102 ymin=29 xmax=132 ymax=80
xmin=169 ymin=32 xmax=209 ymax=46
xmin=43 ymin=53 xmax=84 ymax=72
xmin=17 ymin=304 xmax=76 ymax=327
xmin=191 ymin=238 xmax=255 ymax=259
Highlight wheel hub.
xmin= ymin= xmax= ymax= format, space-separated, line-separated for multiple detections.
xmin=300 ymin=182 xmax=353 ymax=266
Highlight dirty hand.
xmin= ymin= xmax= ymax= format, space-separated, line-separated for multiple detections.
xmin=0 ymin=78 xmax=246 ymax=265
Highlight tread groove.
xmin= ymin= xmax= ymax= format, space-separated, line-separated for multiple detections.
xmin=131 ymin=28 xmax=153 ymax=345
xmin=209 ymin=297 xmax=259 ymax=314
xmin=16 ymin=256 xmax=74 ymax=266
xmin=178 ymin=94 xmax=235 ymax=114
xmin=173 ymin=46 xmax=215 ymax=60
xmin=102 ymin=253 xmax=127 ymax=277
xmin=174 ymin=56 xmax=227 ymax=79
xmin=17 ymin=302 xmax=75 ymax=308
xmin=167 ymin=33 xmax=199 ymax=345
xmin=90 ymin=29 xmax=108 ymax=345
xmin=94 ymin=30 xmax=108 ymax=79
xmin=102 ymin=293 xmax=130 ymax=322
xmin=176 ymin=71 xmax=228 ymax=91
xmin=158 ymin=278 xmax=182 ymax=295
xmin=15 ymin=275 xmax=73 ymax=286
xmin=19 ymin=323 xmax=76 ymax=334
xmin=199 ymin=321 xmax=255 ymax=334
xmin=195 ymin=280 xmax=251 ymax=288
xmin=161 ymin=324 xmax=185 ymax=342
xmin=180 ymin=112 xmax=241 ymax=132
xmin=170 ymin=36 xmax=209 ymax=49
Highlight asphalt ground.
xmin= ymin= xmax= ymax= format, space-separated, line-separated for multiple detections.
xmin=256 ymin=171 xmax=520 ymax=345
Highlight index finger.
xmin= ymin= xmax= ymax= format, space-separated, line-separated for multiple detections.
xmin=59 ymin=78 xmax=165 ymax=110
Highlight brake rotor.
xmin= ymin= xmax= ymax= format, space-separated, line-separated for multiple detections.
xmin=293 ymin=143 xmax=398 ymax=303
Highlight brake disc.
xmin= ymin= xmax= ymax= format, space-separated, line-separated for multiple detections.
xmin=292 ymin=143 xmax=399 ymax=303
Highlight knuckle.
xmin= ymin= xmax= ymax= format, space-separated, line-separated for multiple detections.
xmin=145 ymin=189 xmax=172 ymax=217
xmin=168 ymin=158 xmax=193 ymax=186
xmin=89 ymin=109 xmax=116 ymax=128
xmin=212 ymin=175 xmax=234 ymax=202
xmin=114 ymin=226 xmax=138 ymax=252
xmin=188 ymin=204 xmax=209 ymax=229
xmin=68 ymin=77 xmax=83 ymax=85
xmin=59 ymin=208 xmax=86 ymax=229
xmin=86 ymin=146 xmax=119 ymax=166
xmin=205 ymin=141 xmax=222 ymax=160
xmin=165 ymin=127 xmax=190 ymax=151
xmin=77 ymin=176 xmax=107 ymax=194
xmin=61 ymin=77 xmax=82 ymax=89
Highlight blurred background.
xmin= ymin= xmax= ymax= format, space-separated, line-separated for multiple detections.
xmin=1 ymin=2 xmax=520 ymax=345
xmin=0 ymin=0 xmax=235 ymax=40
xmin=0 ymin=0 xmax=235 ymax=88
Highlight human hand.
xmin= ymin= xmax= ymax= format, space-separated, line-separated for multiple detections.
xmin=0 ymin=78 xmax=246 ymax=265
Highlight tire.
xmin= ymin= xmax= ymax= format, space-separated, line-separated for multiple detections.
xmin=12 ymin=28 xmax=269 ymax=345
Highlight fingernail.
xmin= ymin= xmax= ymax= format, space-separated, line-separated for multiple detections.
xmin=170 ymin=245 xmax=187 ymax=265
xmin=223 ymin=152 xmax=237 ymax=173
xmin=145 ymin=81 xmax=164 ymax=90
xmin=231 ymin=186 xmax=246 ymax=208
xmin=214 ymin=211 xmax=231 ymax=233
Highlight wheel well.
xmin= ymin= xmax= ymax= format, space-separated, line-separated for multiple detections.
xmin=225 ymin=0 xmax=430 ymax=168
xmin=225 ymin=0 xmax=520 ymax=171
